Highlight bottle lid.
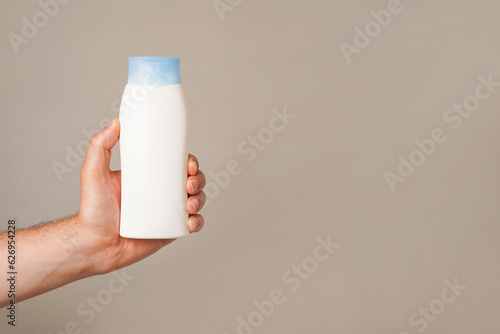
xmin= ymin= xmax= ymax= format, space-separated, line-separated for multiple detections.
xmin=128 ymin=57 xmax=180 ymax=87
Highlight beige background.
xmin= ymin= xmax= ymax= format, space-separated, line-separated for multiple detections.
xmin=1 ymin=0 xmax=500 ymax=333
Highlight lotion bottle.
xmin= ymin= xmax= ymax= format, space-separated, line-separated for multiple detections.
xmin=119 ymin=57 xmax=189 ymax=239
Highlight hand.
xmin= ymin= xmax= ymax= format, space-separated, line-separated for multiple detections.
xmin=77 ymin=118 xmax=206 ymax=275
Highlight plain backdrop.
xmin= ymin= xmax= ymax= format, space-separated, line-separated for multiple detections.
xmin=1 ymin=0 xmax=500 ymax=333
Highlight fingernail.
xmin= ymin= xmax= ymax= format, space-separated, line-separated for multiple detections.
xmin=192 ymin=159 xmax=198 ymax=173
xmin=189 ymin=217 xmax=199 ymax=230
xmin=106 ymin=118 xmax=116 ymax=130
xmin=190 ymin=179 xmax=200 ymax=193
xmin=190 ymin=198 xmax=200 ymax=211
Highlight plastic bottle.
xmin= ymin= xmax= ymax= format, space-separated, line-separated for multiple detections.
xmin=119 ymin=57 xmax=189 ymax=239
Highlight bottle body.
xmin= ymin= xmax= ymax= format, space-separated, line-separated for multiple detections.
xmin=119 ymin=83 xmax=189 ymax=239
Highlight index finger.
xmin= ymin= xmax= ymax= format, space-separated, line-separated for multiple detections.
xmin=188 ymin=154 xmax=199 ymax=176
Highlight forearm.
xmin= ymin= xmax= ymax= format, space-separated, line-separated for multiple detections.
xmin=0 ymin=216 xmax=98 ymax=307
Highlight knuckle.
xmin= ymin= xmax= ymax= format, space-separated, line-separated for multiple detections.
xmin=89 ymin=134 xmax=101 ymax=147
xmin=198 ymin=215 xmax=205 ymax=228
xmin=199 ymin=191 xmax=207 ymax=203
xmin=198 ymin=171 xmax=206 ymax=185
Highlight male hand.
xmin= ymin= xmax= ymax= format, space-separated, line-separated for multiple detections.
xmin=77 ymin=118 xmax=206 ymax=274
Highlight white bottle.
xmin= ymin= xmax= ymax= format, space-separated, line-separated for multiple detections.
xmin=119 ymin=57 xmax=189 ymax=239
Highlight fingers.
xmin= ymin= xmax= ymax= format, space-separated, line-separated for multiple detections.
xmin=188 ymin=214 xmax=205 ymax=233
xmin=187 ymin=154 xmax=199 ymax=176
xmin=187 ymin=154 xmax=205 ymax=194
xmin=81 ymin=118 xmax=120 ymax=176
xmin=187 ymin=191 xmax=206 ymax=214
xmin=187 ymin=170 xmax=206 ymax=195
xmin=186 ymin=154 xmax=206 ymax=233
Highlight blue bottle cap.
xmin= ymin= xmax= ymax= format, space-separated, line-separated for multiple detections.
xmin=128 ymin=57 xmax=181 ymax=87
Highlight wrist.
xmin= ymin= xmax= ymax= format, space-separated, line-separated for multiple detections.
xmin=53 ymin=216 xmax=102 ymax=279
xmin=72 ymin=214 xmax=122 ymax=276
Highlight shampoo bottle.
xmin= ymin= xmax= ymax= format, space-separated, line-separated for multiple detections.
xmin=119 ymin=57 xmax=189 ymax=239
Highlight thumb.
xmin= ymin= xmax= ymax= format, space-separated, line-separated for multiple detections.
xmin=82 ymin=118 xmax=120 ymax=176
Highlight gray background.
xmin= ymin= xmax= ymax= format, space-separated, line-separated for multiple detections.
xmin=1 ymin=0 xmax=500 ymax=333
